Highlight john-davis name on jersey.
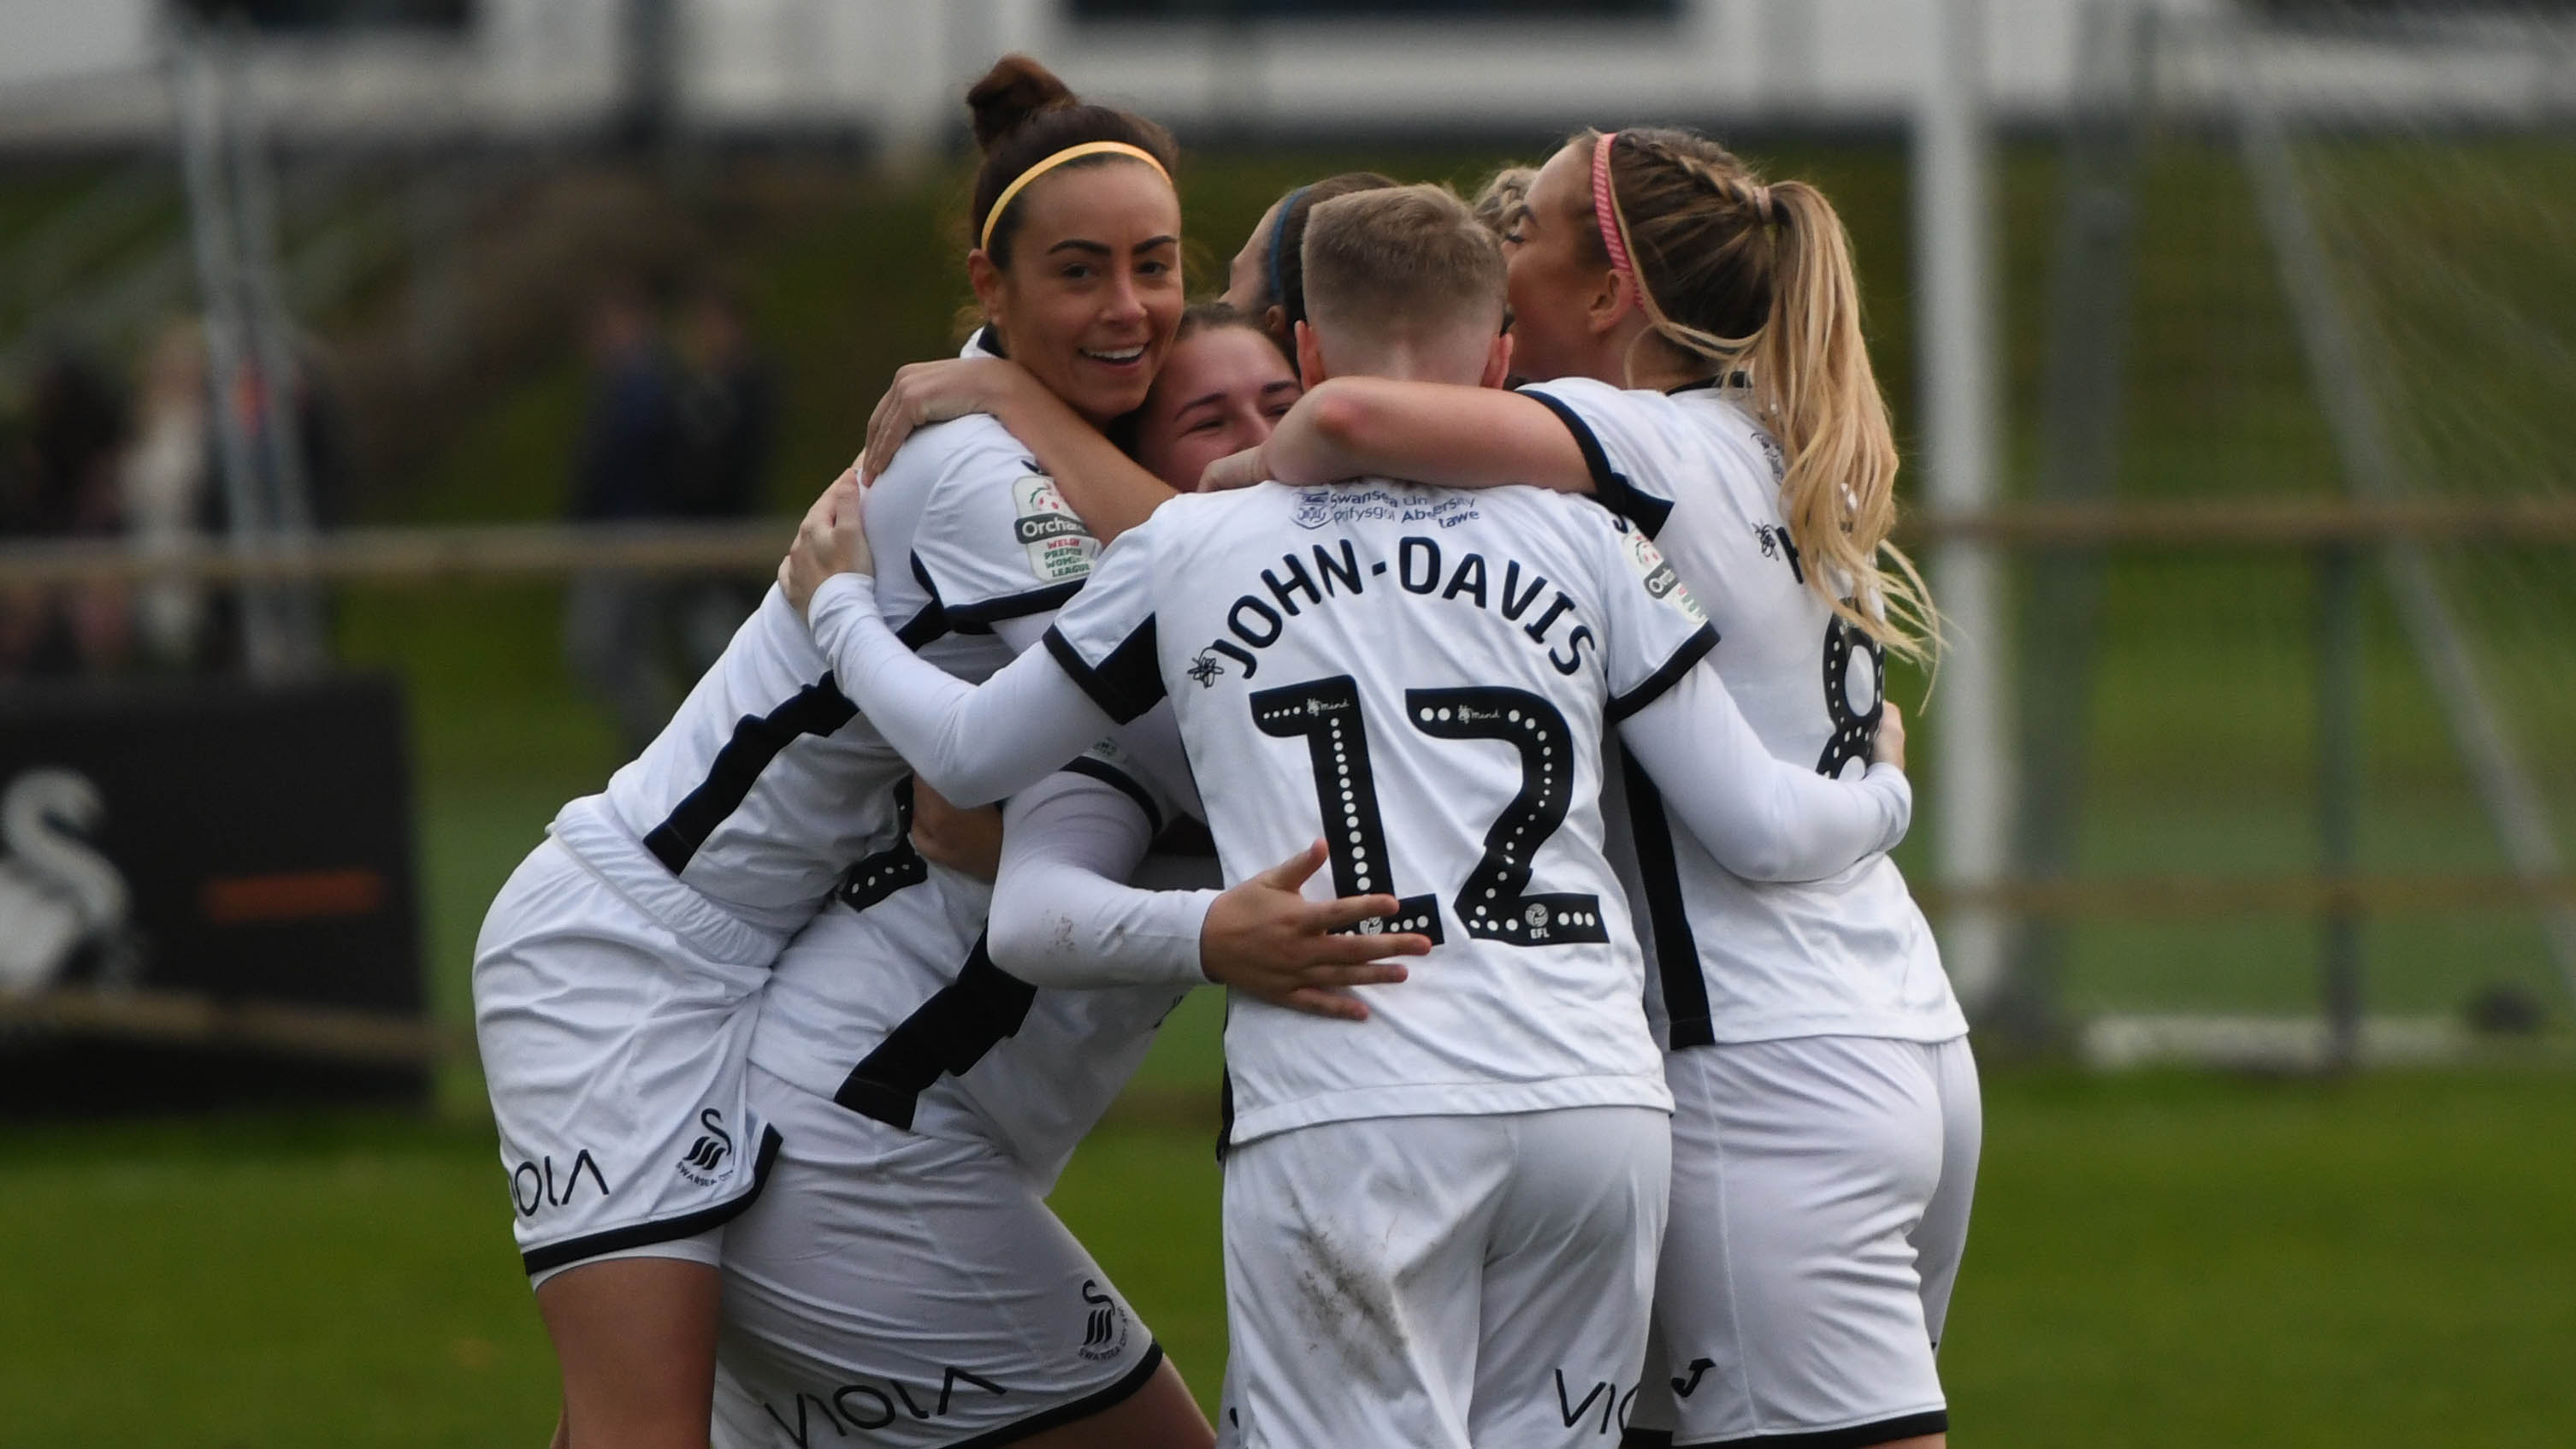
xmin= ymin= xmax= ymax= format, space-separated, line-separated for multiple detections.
xmin=1191 ymin=535 xmax=1616 ymax=686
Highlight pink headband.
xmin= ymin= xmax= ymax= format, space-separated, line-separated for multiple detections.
xmin=1592 ymin=130 xmax=1639 ymax=286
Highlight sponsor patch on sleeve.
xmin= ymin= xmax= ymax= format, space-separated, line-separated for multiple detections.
xmin=1621 ymin=525 xmax=1707 ymax=624
xmin=1011 ymin=473 xmax=1099 ymax=583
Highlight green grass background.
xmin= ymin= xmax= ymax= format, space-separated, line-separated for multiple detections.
xmin=3 ymin=1072 xmax=2570 ymax=1446
xmin=3 ymin=134 xmax=2573 ymax=1442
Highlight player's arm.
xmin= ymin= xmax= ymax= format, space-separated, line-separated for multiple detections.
xmin=988 ymin=771 xmax=1422 ymax=1020
xmin=1616 ymin=662 xmax=1911 ymax=882
xmin=1207 ymin=377 xmax=1590 ymax=494
xmin=908 ymin=779 xmax=1002 ymax=883
xmin=809 ymin=574 xmax=1108 ymax=807
xmin=860 ymin=357 xmax=1173 ymax=541
xmin=784 ymin=476 xmax=1130 ymax=807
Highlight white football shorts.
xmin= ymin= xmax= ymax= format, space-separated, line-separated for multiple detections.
xmin=1626 ymin=1033 xmax=1980 ymax=1448
xmin=472 ymin=837 xmax=781 ymax=1282
xmin=712 ymin=1066 xmax=1167 ymax=1449
xmin=1221 ymin=1105 xmax=1671 ymax=1449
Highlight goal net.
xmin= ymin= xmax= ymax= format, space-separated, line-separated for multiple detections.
xmin=2007 ymin=0 xmax=2576 ymax=1065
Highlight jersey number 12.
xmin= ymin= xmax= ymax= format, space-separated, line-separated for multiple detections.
xmin=1252 ymin=675 xmax=1608 ymax=949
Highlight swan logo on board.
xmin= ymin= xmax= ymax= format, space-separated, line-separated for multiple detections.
xmin=0 ymin=767 xmax=139 ymax=998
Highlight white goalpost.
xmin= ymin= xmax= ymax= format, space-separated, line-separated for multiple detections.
xmin=1915 ymin=0 xmax=2018 ymax=1018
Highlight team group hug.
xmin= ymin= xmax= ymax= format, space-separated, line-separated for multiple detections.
xmin=472 ymin=53 xmax=1980 ymax=1449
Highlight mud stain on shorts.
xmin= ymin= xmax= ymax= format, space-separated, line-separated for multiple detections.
xmin=1286 ymin=1218 xmax=1409 ymax=1388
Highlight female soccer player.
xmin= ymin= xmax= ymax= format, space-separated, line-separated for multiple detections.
xmin=706 ymin=135 xmax=1427 ymax=1448
xmin=1209 ymin=129 xmax=1979 ymax=1449
xmin=1131 ymin=302 xmax=1306 ymax=487
xmin=851 ymin=174 xmax=1390 ymax=545
xmin=1215 ymin=172 xmax=1397 ymax=352
xmin=471 ymin=56 xmax=1384 ymax=1449
xmin=1471 ymin=165 xmax=1539 ymax=243
xmin=778 ymin=184 xmax=1926 ymax=1449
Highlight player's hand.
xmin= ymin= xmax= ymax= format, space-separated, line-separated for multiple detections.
xmin=780 ymin=469 xmax=850 ymax=618
xmin=862 ymin=358 xmax=1029 ymax=483
xmin=1196 ymin=444 xmax=1272 ymax=494
xmin=909 ymin=778 xmax=1004 ymax=884
xmin=782 ymin=470 xmax=871 ymax=621
xmin=1200 ymin=840 xmax=1429 ymax=1022
xmin=1872 ymin=701 xmax=1906 ymax=771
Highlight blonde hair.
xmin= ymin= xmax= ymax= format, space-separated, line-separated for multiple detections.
xmin=1579 ymin=127 xmax=1937 ymax=664
xmin=1300 ymin=185 xmax=1507 ymax=352
xmin=1470 ymin=165 xmax=1538 ymax=240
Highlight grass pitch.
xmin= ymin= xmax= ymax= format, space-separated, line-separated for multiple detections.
xmin=0 ymin=1069 xmax=2568 ymax=1446
xmin=4 ymin=138 xmax=2571 ymax=1442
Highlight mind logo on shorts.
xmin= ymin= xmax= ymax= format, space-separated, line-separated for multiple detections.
xmin=1074 ymin=1278 xmax=1129 ymax=1363
xmin=1012 ymin=473 xmax=1097 ymax=583
xmin=674 ymin=1107 xmax=737 ymax=1188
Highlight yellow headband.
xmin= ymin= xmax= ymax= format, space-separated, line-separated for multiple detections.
xmin=978 ymin=140 xmax=1172 ymax=255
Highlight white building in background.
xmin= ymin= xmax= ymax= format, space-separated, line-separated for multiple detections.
xmin=0 ymin=0 xmax=2561 ymax=151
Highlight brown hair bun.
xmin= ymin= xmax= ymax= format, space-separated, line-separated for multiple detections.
xmin=966 ymin=55 xmax=1078 ymax=153
xmin=964 ymin=57 xmax=1179 ymax=267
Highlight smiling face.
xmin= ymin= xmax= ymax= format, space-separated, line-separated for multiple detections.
xmin=1504 ymin=141 xmax=1625 ymax=384
xmin=1133 ymin=324 xmax=1301 ymax=491
xmin=972 ymin=160 xmax=1186 ymax=425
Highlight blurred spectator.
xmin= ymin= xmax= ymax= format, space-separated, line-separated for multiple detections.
xmin=561 ymin=281 xmax=779 ymax=749
xmin=243 ymin=334 xmax=360 ymax=677
xmin=120 ymin=322 xmax=213 ymax=672
xmin=124 ymin=320 xmax=353 ymax=677
xmin=0 ymin=325 xmax=351 ymax=686
xmin=568 ymin=283 xmax=680 ymax=524
xmin=563 ymin=281 xmax=684 ymax=752
xmin=670 ymin=283 xmax=774 ymax=523
xmin=0 ymin=351 xmax=131 ymax=679
xmin=667 ymin=282 xmax=774 ymax=668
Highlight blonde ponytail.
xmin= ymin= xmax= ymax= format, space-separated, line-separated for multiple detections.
xmin=1751 ymin=180 xmax=1937 ymax=663
xmin=1583 ymin=128 xmax=1939 ymax=664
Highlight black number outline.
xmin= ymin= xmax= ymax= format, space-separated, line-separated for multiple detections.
xmin=1815 ymin=615 xmax=1884 ymax=779
xmin=1250 ymin=677 xmax=1444 ymax=943
xmin=1252 ymin=676 xmax=1607 ymax=949
xmin=1407 ymin=687 xmax=1606 ymax=946
xmin=836 ymin=777 xmax=930 ymax=913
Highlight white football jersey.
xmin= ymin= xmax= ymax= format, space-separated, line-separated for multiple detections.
xmin=1519 ymin=377 xmax=1967 ymax=1045
xmin=748 ymin=719 xmax=1205 ymax=1191
xmin=1045 ymin=481 xmax=1719 ymax=1146
xmin=552 ymin=336 xmax=1099 ymax=947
